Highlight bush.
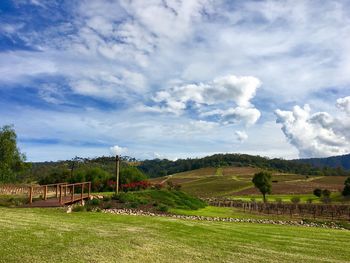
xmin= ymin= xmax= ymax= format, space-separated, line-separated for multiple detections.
xmin=167 ymin=181 xmax=174 ymax=190
xmin=121 ymin=180 xmax=151 ymax=192
xmin=103 ymin=196 xmax=111 ymax=202
xmin=154 ymin=183 xmax=163 ymax=190
xmin=86 ymin=198 xmax=101 ymax=206
xmin=174 ymin=184 xmax=182 ymax=191
xmin=72 ymin=205 xmax=86 ymax=212
xmin=157 ymin=204 xmax=169 ymax=212
xmin=313 ymin=188 xmax=322 ymax=197
xmin=102 ymin=202 xmax=112 ymax=209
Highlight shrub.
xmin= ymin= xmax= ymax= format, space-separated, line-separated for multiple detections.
xmin=72 ymin=205 xmax=86 ymax=212
xmin=313 ymin=188 xmax=322 ymax=197
xmin=102 ymin=203 xmax=112 ymax=209
xmin=167 ymin=181 xmax=174 ymax=190
xmin=86 ymin=198 xmax=101 ymax=206
xmin=290 ymin=197 xmax=300 ymax=204
xmin=154 ymin=183 xmax=163 ymax=190
xmin=174 ymin=184 xmax=182 ymax=191
xmin=103 ymin=196 xmax=111 ymax=202
xmin=157 ymin=204 xmax=169 ymax=212
xmin=121 ymin=180 xmax=151 ymax=192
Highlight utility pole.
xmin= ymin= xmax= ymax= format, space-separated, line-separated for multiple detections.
xmin=115 ymin=155 xmax=120 ymax=194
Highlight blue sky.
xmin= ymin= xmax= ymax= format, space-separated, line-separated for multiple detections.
xmin=1 ymin=0 xmax=350 ymax=161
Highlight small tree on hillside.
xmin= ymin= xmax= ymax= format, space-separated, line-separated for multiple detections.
xmin=342 ymin=177 xmax=350 ymax=197
xmin=313 ymin=188 xmax=322 ymax=197
xmin=252 ymin=171 xmax=272 ymax=202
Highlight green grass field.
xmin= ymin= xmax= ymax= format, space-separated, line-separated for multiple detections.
xmin=0 ymin=207 xmax=349 ymax=263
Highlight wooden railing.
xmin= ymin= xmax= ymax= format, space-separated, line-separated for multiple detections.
xmin=59 ymin=182 xmax=91 ymax=205
xmin=28 ymin=182 xmax=91 ymax=205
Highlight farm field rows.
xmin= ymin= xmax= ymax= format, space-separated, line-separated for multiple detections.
xmin=150 ymin=167 xmax=348 ymax=200
xmin=0 ymin=207 xmax=349 ymax=263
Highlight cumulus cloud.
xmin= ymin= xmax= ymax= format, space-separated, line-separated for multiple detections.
xmin=149 ymin=74 xmax=261 ymax=126
xmin=336 ymin=96 xmax=350 ymax=115
xmin=235 ymin=131 xmax=248 ymax=142
xmin=275 ymin=98 xmax=350 ymax=158
xmin=109 ymin=145 xmax=128 ymax=156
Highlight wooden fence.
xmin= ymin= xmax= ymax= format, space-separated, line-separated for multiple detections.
xmin=206 ymin=198 xmax=350 ymax=221
xmin=1 ymin=182 xmax=91 ymax=205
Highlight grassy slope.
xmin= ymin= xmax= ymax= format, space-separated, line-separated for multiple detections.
xmin=115 ymin=189 xmax=206 ymax=210
xmin=150 ymin=167 xmax=347 ymax=200
xmin=0 ymin=207 xmax=349 ymax=263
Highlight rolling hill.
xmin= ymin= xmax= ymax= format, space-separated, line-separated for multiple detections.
xmin=150 ymin=166 xmax=347 ymax=199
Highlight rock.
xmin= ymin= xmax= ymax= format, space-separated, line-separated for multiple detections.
xmin=66 ymin=205 xmax=72 ymax=213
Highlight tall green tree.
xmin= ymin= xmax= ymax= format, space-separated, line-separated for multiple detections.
xmin=252 ymin=171 xmax=272 ymax=202
xmin=0 ymin=125 xmax=27 ymax=182
xmin=342 ymin=177 xmax=350 ymax=197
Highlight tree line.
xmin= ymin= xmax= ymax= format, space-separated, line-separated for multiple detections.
xmin=138 ymin=154 xmax=350 ymax=178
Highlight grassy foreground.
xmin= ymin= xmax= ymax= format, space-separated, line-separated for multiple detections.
xmin=0 ymin=208 xmax=349 ymax=263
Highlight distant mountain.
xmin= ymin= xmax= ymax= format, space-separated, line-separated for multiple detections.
xmin=297 ymin=153 xmax=350 ymax=171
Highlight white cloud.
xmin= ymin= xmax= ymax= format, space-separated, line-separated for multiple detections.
xmin=275 ymin=98 xmax=350 ymax=158
xmin=109 ymin=145 xmax=128 ymax=156
xmin=235 ymin=131 xmax=248 ymax=142
xmin=150 ymin=74 xmax=261 ymax=125
xmin=336 ymin=96 xmax=350 ymax=115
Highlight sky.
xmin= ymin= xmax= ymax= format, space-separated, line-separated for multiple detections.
xmin=1 ymin=0 xmax=350 ymax=162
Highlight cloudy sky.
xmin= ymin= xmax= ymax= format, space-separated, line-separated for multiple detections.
xmin=1 ymin=0 xmax=350 ymax=161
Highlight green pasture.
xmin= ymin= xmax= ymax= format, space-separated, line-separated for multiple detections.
xmin=0 ymin=207 xmax=349 ymax=263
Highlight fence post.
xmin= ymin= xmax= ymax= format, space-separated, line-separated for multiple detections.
xmin=29 ymin=186 xmax=33 ymax=204
xmin=80 ymin=184 xmax=84 ymax=205
xmin=64 ymin=185 xmax=67 ymax=197
xmin=71 ymin=185 xmax=75 ymax=202
xmin=56 ymin=185 xmax=59 ymax=198
xmin=88 ymin=182 xmax=91 ymax=199
xmin=44 ymin=185 xmax=47 ymax=200
xmin=59 ymin=185 xmax=63 ymax=205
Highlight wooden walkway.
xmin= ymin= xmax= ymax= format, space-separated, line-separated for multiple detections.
xmin=28 ymin=194 xmax=91 ymax=207
xmin=27 ymin=182 xmax=91 ymax=207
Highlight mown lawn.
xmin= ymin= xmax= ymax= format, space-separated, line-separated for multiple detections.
xmin=0 ymin=207 xmax=349 ymax=263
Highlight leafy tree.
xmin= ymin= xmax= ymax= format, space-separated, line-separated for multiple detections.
xmin=252 ymin=171 xmax=272 ymax=202
xmin=313 ymin=188 xmax=322 ymax=197
xmin=342 ymin=177 xmax=350 ymax=196
xmin=120 ymin=166 xmax=147 ymax=185
xmin=0 ymin=125 xmax=27 ymax=182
